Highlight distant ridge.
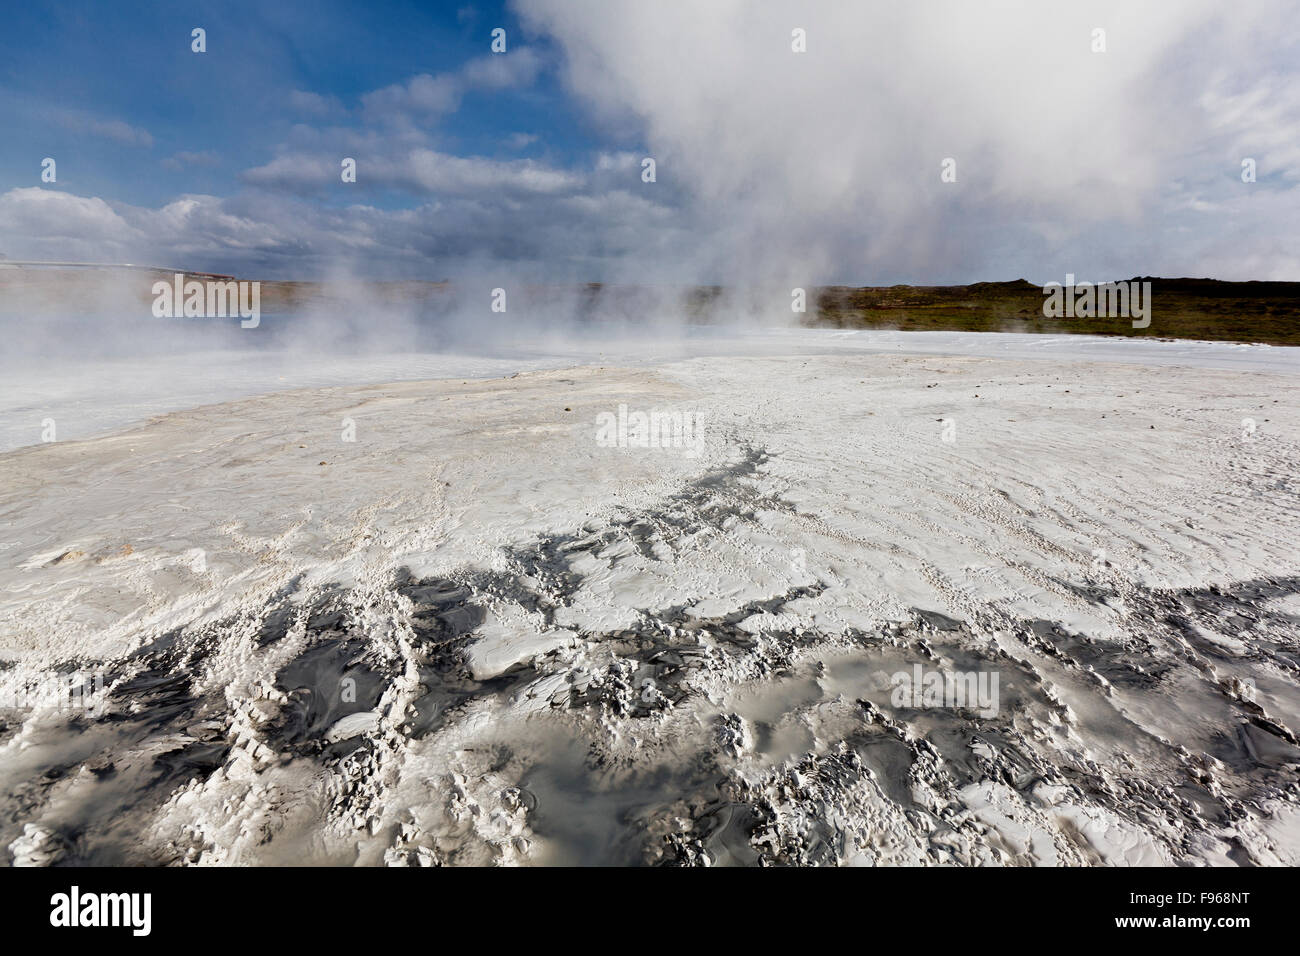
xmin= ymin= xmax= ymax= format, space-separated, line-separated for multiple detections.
xmin=810 ymin=277 xmax=1300 ymax=346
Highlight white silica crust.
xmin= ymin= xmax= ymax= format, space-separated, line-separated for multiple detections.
xmin=0 ymin=334 xmax=1297 ymax=866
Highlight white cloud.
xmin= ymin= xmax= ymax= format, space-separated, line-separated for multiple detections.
xmin=0 ymin=188 xmax=141 ymax=255
xmin=0 ymin=174 xmax=690 ymax=279
xmin=397 ymin=149 xmax=580 ymax=195
xmin=161 ymin=151 xmax=221 ymax=171
xmin=460 ymin=47 xmax=542 ymax=90
xmin=241 ymin=154 xmax=341 ymax=193
xmin=242 ymin=148 xmax=582 ymax=197
xmin=55 ymin=110 xmax=153 ymax=147
xmin=362 ymin=49 xmax=543 ymax=126
xmin=288 ymin=90 xmax=345 ymax=118
xmin=516 ymin=0 xmax=1300 ymax=283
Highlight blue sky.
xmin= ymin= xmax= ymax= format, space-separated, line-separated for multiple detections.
xmin=0 ymin=1 xmax=605 ymax=208
xmin=1 ymin=1 xmax=1296 ymax=284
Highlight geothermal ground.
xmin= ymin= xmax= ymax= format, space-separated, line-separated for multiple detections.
xmin=1 ymin=335 xmax=1298 ymax=866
